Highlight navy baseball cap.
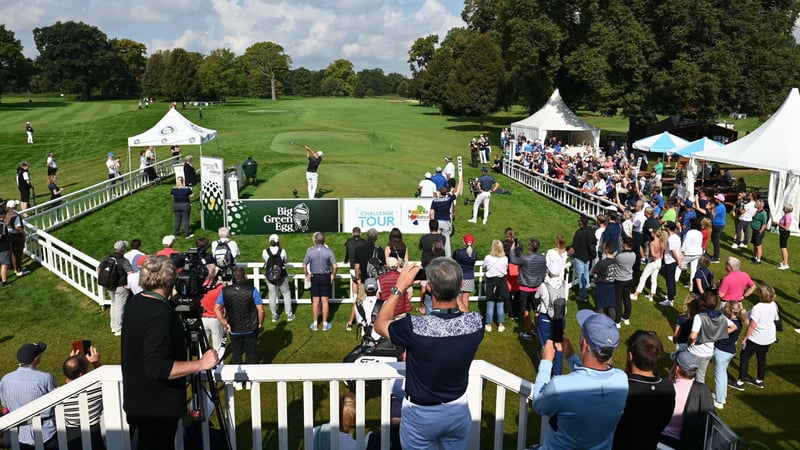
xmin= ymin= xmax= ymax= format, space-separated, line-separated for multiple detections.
xmin=481 ymin=166 xmax=488 ymax=172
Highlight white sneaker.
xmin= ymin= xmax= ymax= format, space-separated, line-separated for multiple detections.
xmin=778 ymin=263 xmax=790 ymax=270
xmin=615 ymin=322 xmax=622 ymax=329
xmin=658 ymin=299 xmax=674 ymax=307
xmin=467 ymin=218 xmax=477 ymax=223
xmin=485 ymin=324 xmax=492 ymax=332
xmin=714 ymin=401 xmax=724 ymax=410
xmin=731 ymin=243 xmax=739 ymax=249
xmin=629 ymin=293 xmax=638 ymax=301
xmin=497 ymin=324 xmax=505 ymax=332
xmin=623 ymin=319 xmax=630 ymax=326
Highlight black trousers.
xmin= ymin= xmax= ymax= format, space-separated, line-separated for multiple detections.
xmin=129 ymin=417 xmax=179 ymax=450
xmin=739 ymin=340 xmax=771 ymax=381
xmin=662 ymin=262 xmax=677 ymax=301
xmin=230 ymin=330 xmax=258 ymax=364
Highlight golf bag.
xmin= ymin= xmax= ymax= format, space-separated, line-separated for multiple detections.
xmin=343 ymin=299 xmax=405 ymax=390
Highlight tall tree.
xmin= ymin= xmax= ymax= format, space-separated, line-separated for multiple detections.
xmin=199 ymin=48 xmax=243 ymax=99
xmin=142 ymin=50 xmax=168 ymax=97
xmin=321 ymin=59 xmax=359 ymax=97
xmin=161 ymin=48 xmax=202 ymax=101
xmin=102 ymin=38 xmax=147 ymax=96
xmin=241 ymin=42 xmax=291 ymax=100
xmin=288 ymin=67 xmax=313 ymax=96
xmin=0 ymin=25 xmax=30 ymax=97
xmin=33 ymin=21 xmax=113 ymax=100
xmin=407 ymin=34 xmax=439 ymax=102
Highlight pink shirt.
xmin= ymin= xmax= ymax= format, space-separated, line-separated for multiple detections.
xmin=661 ymin=378 xmax=693 ymax=440
xmin=718 ymin=270 xmax=755 ymax=301
xmin=779 ymin=212 xmax=792 ymax=229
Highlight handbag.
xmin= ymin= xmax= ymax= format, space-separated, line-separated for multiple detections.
xmin=775 ymin=318 xmax=784 ymax=332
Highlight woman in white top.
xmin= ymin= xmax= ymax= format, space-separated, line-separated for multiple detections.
xmin=545 ymin=235 xmax=568 ymax=279
xmin=482 ymin=240 xmax=508 ymax=332
xmin=733 ymin=283 xmax=780 ymax=389
xmin=678 ymin=218 xmax=704 ymax=282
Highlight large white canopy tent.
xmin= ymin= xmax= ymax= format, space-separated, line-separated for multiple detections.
xmin=692 ymin=88 xmax=800 ymax=234
xmin=126 ymin=107 xmax=218 ymax=173
xmin=510 ymin=89 xmax=601 ymax=149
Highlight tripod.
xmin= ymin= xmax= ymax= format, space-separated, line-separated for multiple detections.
xmin=182 ymin=315 xmax=233 ymax=450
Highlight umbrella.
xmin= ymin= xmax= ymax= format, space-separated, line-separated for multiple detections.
xmin=632 ymin=132 xmax=690 ymax=153
xmin=668 ymin=137 xmax=724 ymax=158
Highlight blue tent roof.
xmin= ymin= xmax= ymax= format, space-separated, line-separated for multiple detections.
xmin=669 ymin=137 xmax=724 ymax=158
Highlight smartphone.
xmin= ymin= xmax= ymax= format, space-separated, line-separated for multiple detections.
xmin=72 ymin=340 xmax=92 ymax=356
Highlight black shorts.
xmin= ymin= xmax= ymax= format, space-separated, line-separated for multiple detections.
xmin=310 ymin=273 xmax=332 ymax=298
xmin=521 ymin=290 xmax=539 ymax=311
xmin=779 ymin=230 xmax=790 ymax=248
xmin=19 ymin=190 xmax=30 ymax=203
xmin=751 ymin=230 xmax=765 ymax=246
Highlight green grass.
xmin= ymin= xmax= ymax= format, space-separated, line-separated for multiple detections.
xmin=0 ymin=96 xmax=798 ymax=448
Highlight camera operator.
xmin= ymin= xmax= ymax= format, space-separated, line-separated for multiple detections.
xmin=121 ymin=255 xmax=219 ymax=450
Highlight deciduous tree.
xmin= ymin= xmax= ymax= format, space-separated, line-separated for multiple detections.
xmin=241 ymin=42 xmax=291 ymax=100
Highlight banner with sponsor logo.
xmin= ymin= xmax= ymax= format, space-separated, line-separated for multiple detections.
xmin=226 ymin=199 xmax=339 ymax=235
xmin=200 ymin=156 xmax=225 ymax=230
xmin=343 ymin=198 xmax=431 ymax=234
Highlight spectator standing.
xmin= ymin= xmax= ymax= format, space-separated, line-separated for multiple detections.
xmin=532 ymin=311 xmax=628 ymax=449
xmin=658 ymin=222 xmax=681 ymax=307
xmin=733 ymin=192 xmax=756 ymax=248
xmin=750 ymin=200 xmax=768 ymax=264
xmin=375 ymin=259 xmax=483 ymax=449
xmin=614 ymin=238 xmax=636 ymax=327
xmin=262 ymin=234 xmax=295 ymax=323
xmin=712 ymin=301 xmax=746 ymax=409
xmin=304 ymin=145 xmax=323 ymax=199
xmin=467 ymin=167 xmax=499 ymax=225
xmin=183 ymin=155 xmax=197 ymax=187
xmin=353 ymin=228 xmax=384 ymax=290
xmin=592 ymin=243 xmax=618 ymax=322
xmin=157 ymin=235 xmax=179 ymax=258
xmin=122 ymin=255 xmax=218 ymax=450
xmin=717 ymin=256 xmax=756 ymax=304
xmin=384 ymin=227 xmax=407 ymax=266
xmin=123 ymin=239 xmax=146 ymax=273
xmin=47 ymin=175 xmax=63 ymax=205
xmin=678 ymin=218 xmax=704 ymax=283
xmin=691 ymin=255 xmax=714 ymax=296
xmin=25 ymin=121 xmax=34 ymax=144
xmin=16 ymin=162 xmax=33 ymax=212
xmin=502 ymin=228 xmax=521 ymax=317
xmin=5 ymin=200 xmax=29 ymax=278
xmin=98 ymin=240 xmax=134 ymax=336
xmin=686 ymin=292 xmax=735 ymax=383
xmin=46 ymin=152 xmax=57 ymax=176
xmin=774 ymin=204 xmax=793 ymax=269
xmin=483 ymin=239 xmax=508 ymax=332
xmin=509 ymin=238 xmax=547 ymax=341
xmin=0 ymin=202 xmax=10 ymax=286
xmin=613 ymin=330 xmax=675 ymax=450
xmin=602 ymin=212 xmax=622 ymax=256
xmin=303 ymin=232 xmax=338 ymax=331
xmin=731 ymin=283 xmax=780 ymax=391
xmin=453 ymin=234 xmax=478 ymax=313
xmin=200 ymin=281 xmax=226 ymax=358
xmin=106 ymin=152 xmax=120 ymax=185
xmin=659 ymin=351 xmax=714 ymax=450
xmin=0 ymin=342 xmax=56 ymax=449
xmin=568 ymin=217 xmax=597 ymax=301
xmin=171 ymin=176 xmax=194 ymax=239
xmin=709 ymin=194 xmax=727 ymax=263
xmin=632 ymin=229 xmax=665 ymax=302
xmin=215 ymin=266 xmax=264 ymax=369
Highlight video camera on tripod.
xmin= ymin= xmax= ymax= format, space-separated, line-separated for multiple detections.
xmin=173 ymin=247 xmax=211 ymax=319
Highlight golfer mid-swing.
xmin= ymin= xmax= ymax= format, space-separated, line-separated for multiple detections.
xmin=305 ymin=145 xmax=323 ymax=199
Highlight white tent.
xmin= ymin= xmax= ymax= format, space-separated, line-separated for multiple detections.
xmin=692 ymin=88 xmax=800 ymax=233
xmin=632 ymin=132 xmax=689 ymax=153
xmin=510 ymin=89 xmax=601 ymax=149
xmin=128 ymin=107 xmax=217 ymax=149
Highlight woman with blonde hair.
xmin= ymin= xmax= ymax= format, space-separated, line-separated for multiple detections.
xmin=482 ymin=240 xmax=508 ymax=332
xmin=545 ymin=235 xmax=568 ymax=279
xmin=700 ymin=217 xmax=712 ymax=256
xmin=712 ymin=301 xmax=748 ymax=409
xmin=632 ymin=229 xmax=666 ymax=301
xmin=732 ymin=283 xmax=780 ymax=390
xmin=453 ymin=234 xmax=478 ymax=312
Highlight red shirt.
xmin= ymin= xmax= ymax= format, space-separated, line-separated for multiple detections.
xmin=378 ymin=270 xmax=412 ymax=316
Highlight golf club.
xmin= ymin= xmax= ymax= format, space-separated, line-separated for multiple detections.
xmin=289 ymin=140 xmax=304 ymax=147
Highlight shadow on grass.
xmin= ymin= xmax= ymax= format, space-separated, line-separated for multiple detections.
xmin=258 ymin=322 xmax=293 ymax=364
xmin=0 ymin=101 xmax=70 ymax=110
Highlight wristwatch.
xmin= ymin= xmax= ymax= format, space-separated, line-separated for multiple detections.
xmin=390 ymin=286 xmax=403 ymax=296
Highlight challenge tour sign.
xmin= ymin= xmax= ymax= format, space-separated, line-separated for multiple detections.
xmin=226 ymin=199 xmax=339 ymax=235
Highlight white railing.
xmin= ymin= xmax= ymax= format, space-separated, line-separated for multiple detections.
xmin=0 ymin=361 xmax=536 ymax=450
xmin=503 ymin=160 xmax=619 ymax=220
xmin=21 ymin=157 xmax=180 ymax=232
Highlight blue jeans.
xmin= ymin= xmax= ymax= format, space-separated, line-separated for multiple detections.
xmin=401 ymin=395 xmax=471 ymax=449
xmin=573 ymin=259 xmax=590 ymax=298
xmin=537 ymin=314 xmax=563 ymax=376
xmin=486 ymin=300 xmax=505 ymax=324
xmin=713 ymin=348 xmax=735 ymax=404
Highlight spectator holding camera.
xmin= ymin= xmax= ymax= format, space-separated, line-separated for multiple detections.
xmin=63 ymin=345 xmax=106 ymax=449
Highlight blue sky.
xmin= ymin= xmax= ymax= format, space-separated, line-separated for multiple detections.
xmin=2 ymin=0 xmax=466 ymax=75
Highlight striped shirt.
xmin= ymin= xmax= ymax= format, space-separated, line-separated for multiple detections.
xmin=62 ymin=382 xmax=103 ymax=428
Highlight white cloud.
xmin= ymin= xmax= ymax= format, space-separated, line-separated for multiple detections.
xmin=4 ymin=0 xmax=465 ymax=74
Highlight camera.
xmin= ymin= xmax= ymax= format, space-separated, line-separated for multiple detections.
xmin=550 ymin=298 xmax=566 ymax=343
xmin=174 ymin=247 xmax=210 ymax=319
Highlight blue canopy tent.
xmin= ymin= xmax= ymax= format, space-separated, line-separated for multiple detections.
xmin=668 ymin=137 xmax=724 ymax=158
xmin=632 ymin=131 xmax=689 ymax=153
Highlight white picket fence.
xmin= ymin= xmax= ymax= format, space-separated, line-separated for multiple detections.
xmin=0 ymin=361 xmax=536 ymax=450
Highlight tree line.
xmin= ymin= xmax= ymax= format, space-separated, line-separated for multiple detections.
xmin=407 ymin=0 xmax=800 ymax=133
xmin=0 ymin=21 xmax=409 ymax=102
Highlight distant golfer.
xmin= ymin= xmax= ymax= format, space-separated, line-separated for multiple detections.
xmin=25 ymin=122 xmax=34 ymax=144
xmin=305 ymin=145 xmax=323 ymax=199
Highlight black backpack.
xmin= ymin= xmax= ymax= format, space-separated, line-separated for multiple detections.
xmin=366 ymin=247 xmax=385 ymax=279
xmin=214 ymin=240 xmax=235 ymax=268
xmin=264 ymin=247 xmax=286 ymax=284
xmin=98 ymin=254 xmax=122 ymax=289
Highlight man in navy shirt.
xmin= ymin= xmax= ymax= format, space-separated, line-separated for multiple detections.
xmin=376 ymin=258 xmax=483 ymax=449
xmin=304 ymin=145 xmax=323 ymax=199
xmin=468 ymin=167 xmax=499 ymax=225
xmin=429 ymin=179 xmax=463 ymax=257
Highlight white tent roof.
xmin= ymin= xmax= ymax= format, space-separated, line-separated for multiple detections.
xmin=127 ymin=107 xmax=217 ymax=147
xmin=693 ymin=88 xmax=800 ymax=175
xmin=632 ymin=132 xmax=689 ymax=153
xmin=510 ymin=89 xmax=600 ymax=148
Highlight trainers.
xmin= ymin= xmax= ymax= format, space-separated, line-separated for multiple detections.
xmin=272 ymin=315 xmax=279 ymax=323
xmin=615 ymin=322 xmax=622 ymax=329
xmin=714 ymin=401 xmax=724 ymax=410
xmin=747 ymin=379 xmax=765 ymax=389
xmin=310 ymin=322 xmax=318 ymax=331
xmin=750 ymin=256 xmax=758 ymax=262
xmin=15 ymin=270 xmax=30 ymax=277
xmin=498 ymin=324 xmax=505 ymax=332
xmin=710 ymin=259 xmax=720 ymax=264
xmin=630 ymin=293 xmax=638 ymax=301
xmin=647 ymin=295 xmax=654 ymax=302
xmin=467 ymin=218 xmax=477 ymax=223
xmin=731 ymin=243 xmax=739 ymax=249
xmin=185 ymin=234 xmax=195 ymax=239
xmin=322 ymin=322 xmax=332 ymax=331
xmin=519 ymin=332 xmax=533 ymax=341
xmin=287 ymin=313 xmax=295 ymax=322
xmin=346 ymin=323 xmax=353 ymax=331
xmin=778 ymin=263 xmax=790 ymax=270
xmin=728 ymin=380 xmax=745 ymax=391
xmin=623 ymin=319 xmax=630 ymax=326
xmin=485 ymin=324 xmax=492 ymax=332
xmin=658 ymin=300 xmax=674 ymax=307
xmin=753 ymin=259 xmax=761 ymax=265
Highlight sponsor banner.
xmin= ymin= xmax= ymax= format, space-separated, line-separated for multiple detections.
xmin=343 ymin=198 xmax=431 ymax=234
xmin=200 ymin=156 xmax=225 ymax=230
xmin=227 ymin=199 xmax=339 ymax=235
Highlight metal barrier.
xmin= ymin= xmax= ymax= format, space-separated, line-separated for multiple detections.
xmin=0 ymin=361 xmax=535 ymax=450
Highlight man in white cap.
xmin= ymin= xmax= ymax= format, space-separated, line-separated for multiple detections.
xmin=304 ymin=145 xmax=323 ymax=199
xmin=262 ymin=233 xmax=294 ymax=322
xmin=531 ymin=310 xmax=628 ymax=449
xmin=25 ymin=121 xmax=34 ymax=144
xmin=0 ymin=341 xmax=57 ymax=448
xmin=417 ymin=172 xmax=436 ymax=198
